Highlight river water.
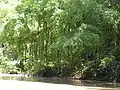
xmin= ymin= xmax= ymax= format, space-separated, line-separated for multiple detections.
xmin=0 ymin=74 xmax=120 ymax=89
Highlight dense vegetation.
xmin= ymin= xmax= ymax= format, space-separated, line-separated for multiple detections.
xmin=1 ymin=0 xmax=120 ymax=82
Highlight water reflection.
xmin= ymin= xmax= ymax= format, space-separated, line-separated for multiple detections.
xmin=0 ymin=75 xmax=120 ymax=88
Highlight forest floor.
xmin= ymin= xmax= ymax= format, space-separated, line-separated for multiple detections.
xmin=0 ymin=80 xmax=118 ymax=90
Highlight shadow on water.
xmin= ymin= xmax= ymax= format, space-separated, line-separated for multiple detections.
xmin=0 ymin=74 xmax=120 ymax=89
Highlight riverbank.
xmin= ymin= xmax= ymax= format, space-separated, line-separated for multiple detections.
xmin=0 ymin=80 xmax=116 ymax=90
xmin=0 ymin=73 xmax=120 ymax=89
xmin=0 ymin=73 xmax=115 ymax=84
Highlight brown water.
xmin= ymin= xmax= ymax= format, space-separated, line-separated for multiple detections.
xmin=0 ymin=74 xmax=120 ymax=89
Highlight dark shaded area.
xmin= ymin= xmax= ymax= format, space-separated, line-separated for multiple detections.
xmin=34 ymin=67 xmax=58 ymax=77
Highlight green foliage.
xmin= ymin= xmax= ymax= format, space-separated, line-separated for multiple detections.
xmin=1 ymin=0 xmax=120 ymax=81
xmin=0 ymin=56 xmax=18 ymax=73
